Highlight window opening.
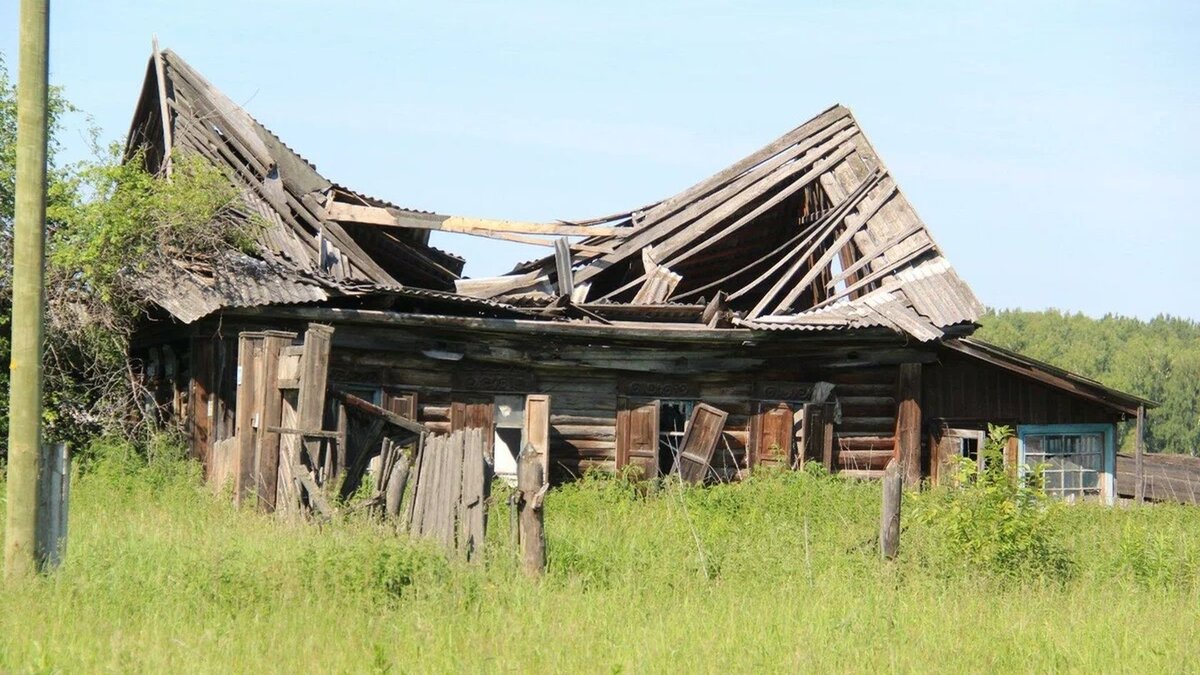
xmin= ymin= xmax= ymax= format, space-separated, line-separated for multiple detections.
xmin=658 ymin=400 xmax=695 ymax=476
xmin=493 ymin=395 xmax=525 ymax=486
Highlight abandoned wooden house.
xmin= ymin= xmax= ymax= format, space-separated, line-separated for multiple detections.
xmin=127 ymin=48 xmax=1154 ymax=510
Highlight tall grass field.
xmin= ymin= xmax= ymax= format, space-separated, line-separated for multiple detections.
xmin=2 ymin=439 xmax=1199 ymax=673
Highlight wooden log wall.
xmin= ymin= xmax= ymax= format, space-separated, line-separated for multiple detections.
xmin=323 ymin=341 xmax=903 ymax=483
xmin=140 ymin=317 xmax=917 ymax=485
xmin=141 ymin=313 xmax=1128 ymax=490
xmin=820 ymin=367 xmax=899 ymax=479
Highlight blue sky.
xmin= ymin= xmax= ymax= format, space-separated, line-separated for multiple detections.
xmin=3 ymin=1 xmax=1197 ymax=319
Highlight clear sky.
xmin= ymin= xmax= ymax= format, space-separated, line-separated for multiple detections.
xmin=3 ymin=1 xmax=1197 ymax=319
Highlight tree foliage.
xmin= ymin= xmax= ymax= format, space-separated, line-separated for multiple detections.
xmin=977 ymin=308 xmax=1200 ymax=456
xmin=0 ymin=55 xmax=257 ymax=451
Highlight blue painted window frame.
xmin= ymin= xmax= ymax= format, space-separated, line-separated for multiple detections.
xmin=1017 ymin=423 xmax=1115 ymax=504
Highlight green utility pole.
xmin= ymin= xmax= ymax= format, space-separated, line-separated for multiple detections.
xmin=4 ymin=0 xmax=50 ymax=581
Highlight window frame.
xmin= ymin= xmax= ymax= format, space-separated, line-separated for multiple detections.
xmin=1017 ymin=423 xmax=1115 ymax=505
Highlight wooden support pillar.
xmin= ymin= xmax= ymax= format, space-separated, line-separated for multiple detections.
xmin=880 ymin=459 xmax=902 ymax=560
xmin=1134 ymin=405 xmax=1146 ymax=504
xmin=233 ymin=333 xmax=264 ymax=505
xmin=255 ymin=331 xmax=294 ymax=511
xmin=895 ymin=363 xmax=923 ymax=489
xmin=517 ymin=449 xmax=547 ymax=576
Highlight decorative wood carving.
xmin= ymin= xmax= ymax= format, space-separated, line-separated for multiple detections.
xmin=453 ymin=369 xmax=536 ymax=394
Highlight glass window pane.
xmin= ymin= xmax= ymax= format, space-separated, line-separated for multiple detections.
xmin=1025 ymin=435 xmax=1043 ymax=457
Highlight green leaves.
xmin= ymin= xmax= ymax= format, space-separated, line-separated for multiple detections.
xmin=911 ymin=424 xmax=1074 ymax=581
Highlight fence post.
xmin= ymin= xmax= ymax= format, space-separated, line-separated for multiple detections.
xmin=35 ymin=442 xmax=69 ymax=570
xmin=880 ymin=458 xmax=902 ymax=560
xmin=517 ymin=449 xmax=547 ymax=576
xmin=1134 ymin=405 xmax=1146 ymax=503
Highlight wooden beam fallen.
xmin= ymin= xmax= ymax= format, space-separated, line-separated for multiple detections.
xmin=326 ymin=201 xmax=630 ymax=238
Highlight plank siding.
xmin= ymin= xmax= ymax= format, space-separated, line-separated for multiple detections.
xmin=923 ymin=350 xmax=1115 ymax=426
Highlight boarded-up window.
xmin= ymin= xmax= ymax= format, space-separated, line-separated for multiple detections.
xmin=616 ymin=398 xmax=659 ymax=479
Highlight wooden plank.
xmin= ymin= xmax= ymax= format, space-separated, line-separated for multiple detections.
xmin=330 ymin=388 xmax=425 ymax=436
xmin=255 ymin=331 xmax=294 ymax=512
xmin=233 ymin=333 xmax=264 ymax=505
xmin=673 ymin=403 xmax=729 ymax=484
xmin=190 ymin=337 xmax=214 ymax=474
xmin=326 ymin=201 xmax=629 ymax=237
xmin=894 ymin=363 xmax=922 ymax=488
xmin=151 ymin=37 xmax=173 ymax=175
xmin=554 ymin=237 xmax=574 ymax=297
xmin=880 ymin=459 xmax=902 ymax=560
xmin=524 ymin=394 xmax=551 ymax=485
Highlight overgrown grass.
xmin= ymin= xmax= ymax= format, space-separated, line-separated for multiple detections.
xmin=2 ymin=442 xmax=1199 ymax=672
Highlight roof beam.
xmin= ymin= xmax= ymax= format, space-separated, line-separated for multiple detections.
xmin=326 ymin=202 xmax=630 ymax=238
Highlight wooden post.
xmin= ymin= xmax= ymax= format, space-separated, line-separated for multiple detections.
xmin=5 ymin=0 xmax=50 ymax=581
xmin=384 ymin=447 xmax=413 ymax=519
xmin=35 ymin=442 xmax=69 ymax=570
xmin=255 ymin=331 xmax=295 ymax=511
xmin=895 ymin=363 xmax=923 ymax=489
xmin=880 ymin=459 xmax=902 ymax=560
xmin=1134 ymin=405 xmax=1146 ymax=504
xmin=233 ymin=333 xmax=263 ymax=505
xmin=517 ymin=448 xmax=547 ymax=576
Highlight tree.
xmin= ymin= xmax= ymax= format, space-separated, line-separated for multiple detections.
xmin=0 ymin=54 xmax=257 ymax=454
xmin=977 ymin=309 xmax=1200 ymax=456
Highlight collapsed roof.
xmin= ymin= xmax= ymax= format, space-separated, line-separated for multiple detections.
xmin=126 ymin=48 xmax=982 ymax=341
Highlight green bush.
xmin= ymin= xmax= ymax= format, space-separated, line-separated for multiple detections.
xmin=909 ymin=424 xmax=1075 ymax=581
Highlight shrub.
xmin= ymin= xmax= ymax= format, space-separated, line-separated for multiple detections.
xmin=909 ymin=424 xmax=1074 ymax=581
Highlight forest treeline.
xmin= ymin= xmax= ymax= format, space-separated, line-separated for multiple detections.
xmin=976 ymin=309 xmax=1200 ymax=456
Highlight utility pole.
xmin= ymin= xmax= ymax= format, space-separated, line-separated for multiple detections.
xmin=4 ymin=0 xmax=50 ymax=581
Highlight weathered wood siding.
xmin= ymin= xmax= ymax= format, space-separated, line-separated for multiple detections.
xmin=923 ymin=349 xmax=1116 ymax=426
xmin=138 ymin=314 xmax=1130 ymax=487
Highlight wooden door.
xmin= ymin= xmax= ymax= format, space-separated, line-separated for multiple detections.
xmin=675 ymin=403 xmax=729 ymax=484
xmin=751 ymin=402 xmax=794 ymax=468
xmin=616 ymin=398 xmax=659 ymax=479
